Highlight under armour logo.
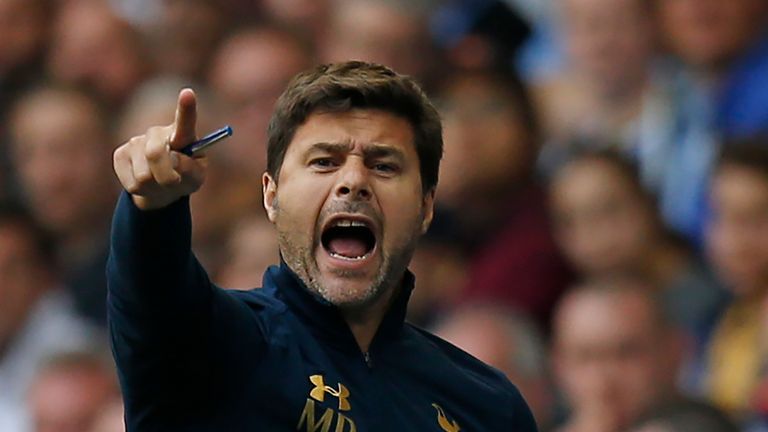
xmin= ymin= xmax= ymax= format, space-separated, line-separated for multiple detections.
xmin=309 ymin=375 xmax=351 ymax=411
xmin=432 ymin=403 xmax=461 ymax=432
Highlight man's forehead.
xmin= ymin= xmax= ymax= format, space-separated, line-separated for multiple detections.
xmin=289 ymin=109 xmax=416 ymax=154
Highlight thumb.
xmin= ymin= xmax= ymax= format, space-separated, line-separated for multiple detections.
xmin=170 ymin=88 xmax=197 ymax=150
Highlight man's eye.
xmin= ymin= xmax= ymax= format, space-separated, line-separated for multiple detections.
xmin=373 ymin=163 xmax=398 ymax=173
xmin=310 ymin=158 xmax=337 ymax=169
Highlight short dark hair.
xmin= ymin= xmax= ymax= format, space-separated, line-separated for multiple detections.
xmin=631 ymin=399 xmax=739 ymax=432
xmin=267 ymin=61 xmax=443 ymax=193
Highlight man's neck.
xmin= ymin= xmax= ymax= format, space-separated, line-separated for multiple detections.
xmin=340 ymin=284 xmax=401 ymax=353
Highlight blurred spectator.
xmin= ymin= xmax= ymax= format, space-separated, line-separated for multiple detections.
xmin=10 ymin=86 xmax=118 ymax=325
xmin=658 ymin=0 xmax=768 ymax=139
xmin=406 ymin=237 xmax=467 ymax=326
xmin=48 ymin=0 xmax=149 ymax=108
xmin=209 ymin=24 xmax=313 ymax=181
xmin=216 ymin=214 xmax=279 ymax=289
xmin=0 ymin=202 xmax=96 ymax=432
xmin=433 ymin=304 xmax=555 ymax=429
xmin=262 ymin=0 xmax=331 ymax=41
xmin=0 ymin=0 xmax=51 ymax=199
xmin=27 ymin=351 xmax=118 ymax=432
xmin=0 ymin=0 xmax=49 ymax=117
xmin=628 ymin=399 xmax=739 ymax=432
xmin=118 ymin=77 xmax=257 ymax=274
xmin=88 ymin=397 xmax=125 ymax=432
xmin=436 ymin=69 xmax=572 ymax=328
xmin=706 ymin=143 xmax=768 ymax=419
xmin=552 ymin=277 xmax=683 ymax=432
xmin=549 ymin=151 xmax=727 ymax=376
xmin=322 ymin=0 xmax=438 ymax=88
xmin=140 ymin=0 xmax=226 ymax=82
xmin=430 ymin=0 xmax=531 ymax=73
xmin=640 ymin=0 xmax=768 ymax=243
xmin=534 ymin=0 xmax=657 ymax=154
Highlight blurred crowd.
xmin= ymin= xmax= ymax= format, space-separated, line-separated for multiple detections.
xmin=1 ymin=0 xmax=768 ymax=431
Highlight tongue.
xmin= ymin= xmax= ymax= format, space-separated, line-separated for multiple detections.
xmin=328 ymin=237 xmax=368 ymax=258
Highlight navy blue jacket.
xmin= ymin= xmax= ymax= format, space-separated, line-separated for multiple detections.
xmin=107 ymin=192 xmax=538 ymax=431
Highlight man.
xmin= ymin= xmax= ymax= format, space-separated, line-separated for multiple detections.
xmin=706 ymin=143 xmax=768 ymax=419
xmin=10 ymin=86 xmax=118 ymax=325
xmin=627 ymin=400 xmax=738 ymax=432
xmin=552 ymin=277 xmax=683 ymax=432
xmin=109 ymin=62 xmax=537 ymax=430
xmin=0 ymin=202 xmax=95 ymax=432
xmin=432 ymin=305 xmax=554 ymax=429
xmin=27 ymin=351 xmax=119 ymax=432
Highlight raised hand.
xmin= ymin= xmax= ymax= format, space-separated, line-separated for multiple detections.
xmin=113 ymin=88 xmax=208 ymax=210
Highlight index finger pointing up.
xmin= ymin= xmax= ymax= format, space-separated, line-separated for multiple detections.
xmin=170 ymin=88 xmax=197 ymax=150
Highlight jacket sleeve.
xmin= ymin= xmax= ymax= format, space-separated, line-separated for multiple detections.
xmin=106 ymin=192 xmax=219 ymax=420
xmin=509 ymin=384 xmax=539 ymax=432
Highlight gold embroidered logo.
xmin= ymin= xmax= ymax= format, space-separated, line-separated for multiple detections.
xmin=298 ymin=375 xmax=357 ymax=432
xmin=309 ymin=374 xmax=351 ymax=411
xmin=432 ymin=403 xmax=461 ymax=432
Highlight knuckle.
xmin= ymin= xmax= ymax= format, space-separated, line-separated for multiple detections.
xmin=124 ymin=182 xmax=141 ymax=195
xmin=128 ymin=136 xmax=145 ymax=148
xmin=146 ymin=125 xmax=167 ymax=137
xmin=157 ymin=176 xmax=181 ymax=187
xmin=134 ymin=170 xmax=154 ymax=185
xmin=145 ymin=145 xmax=166 ymax=162
xmin=113 ymin=146 xmax=126 ymax=165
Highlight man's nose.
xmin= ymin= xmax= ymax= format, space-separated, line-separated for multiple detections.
xmin=335 ymin=158 xmax=372 ymax=201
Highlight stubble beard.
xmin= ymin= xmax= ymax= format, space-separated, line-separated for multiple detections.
xmin=277 ymin=229 xmax=418 ymax=311
xmin=275 ymin=201 xmax=422 ymax=311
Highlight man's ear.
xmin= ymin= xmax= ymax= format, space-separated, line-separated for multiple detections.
xmin=262 ymin=172 xmax=278 ymax=223
xmin=420 ymin=188 xmax=436 ymax=235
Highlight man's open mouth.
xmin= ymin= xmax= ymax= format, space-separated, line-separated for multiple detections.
xmin=321 ymin=217 xmax=377 ymax=261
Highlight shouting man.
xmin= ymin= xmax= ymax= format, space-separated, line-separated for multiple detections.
xmin=109 ymin=61 xmax=537 ymax=431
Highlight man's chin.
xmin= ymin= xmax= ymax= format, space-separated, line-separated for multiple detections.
xmin=314 ymin=272 xmax=381 ymax=309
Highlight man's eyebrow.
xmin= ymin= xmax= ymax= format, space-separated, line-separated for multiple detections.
xmin=306 ymin=141 xmax=354 ymax=154
xmin=306 ymin=141 xmax=405 ymax=161
xmin=363 ymin=144 xmax=405 ymax=161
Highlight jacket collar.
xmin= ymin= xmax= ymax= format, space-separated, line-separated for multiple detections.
xmin=263 ymin=262 xmax=414 ymax=353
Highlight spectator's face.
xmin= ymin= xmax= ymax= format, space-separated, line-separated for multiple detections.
xmin=49 ymin=1 xmax=143 ymax=104
xmin=0 ymin=224 xmax=46 ymax=349
xmin=323 ymin=2 xmax=429 ymax=82
xmin=11 ymin=92 xmax=113 ymax=235
xmin=29 ymin=368 xmax=115 ymax=432
xmin=658 ymin=0 xmax=768 ymax=69
xmin=561 ymin=0 xmax=654 ymax=89
xmin=551 ymin=159 xmax=656 ymax=276
xmin=210 ymin=30 xmax=309 ymax=175
xmin=217 ymin=216 xmax=280 ymax=289
xmin=149 ymin=0 xmax=224 ymax=79
xmin=708 ymin=165 xmax=768 ymax=296
xmin=554 ymin=290 xmax=672 ymax=430
xmin=407 ymin=243 xmax=466 ymax=324
xmin=438 ymin=75 xmax=531 ymax=205
xmin=434 ymin=311 xmax=553 ymax=427
xmin=0 ymin=0 xmax=46 ymax=75
xmin=263 ymin=0 xmax=329 ymax=36
xmin=263 ymin=109 xmax=433 ymax=308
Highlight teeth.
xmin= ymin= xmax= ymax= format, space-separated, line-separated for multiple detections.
xmin=332 ymin=219 xmax=368 ymax=228
xmin=329 ymin=251 xmax=368 ymax=260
